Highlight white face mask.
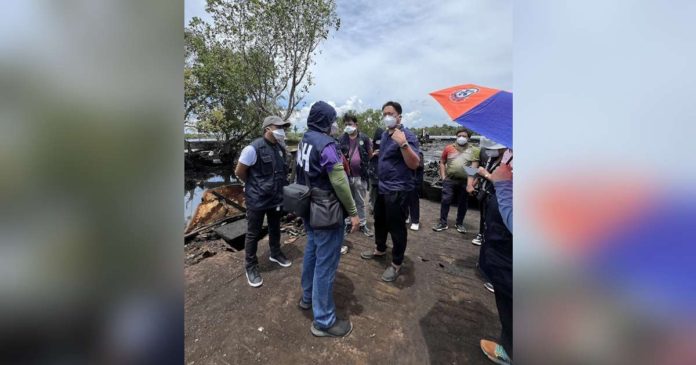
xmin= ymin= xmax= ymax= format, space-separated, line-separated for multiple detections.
xmin=271 ymin=128 xmax=286 ymax=144
xmin=383 ymin=115 xmax=397 ymax=129
xmin=344 ymin=126 xmax=356 ymax=135
xmin=456 ymin=136 xmax=468 ymax=145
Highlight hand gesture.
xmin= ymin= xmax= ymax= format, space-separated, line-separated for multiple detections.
xmin=350 ymin=215 xmax=360 ymax=233
xmin=478 ymin=164 xmax=512 ymax=182
xmin=390 ymin=129 xmax=407 ymax=146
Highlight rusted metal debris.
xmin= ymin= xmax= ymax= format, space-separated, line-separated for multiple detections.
xmin=185 ymin=184 xmax=247 ymax=239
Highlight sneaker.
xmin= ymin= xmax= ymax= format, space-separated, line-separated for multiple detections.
xmin=359 ymin=225 xmax=374 ymax=237
xmin=432 ymin=223 xmax=448 ymax=232
xmin=269 ymin=252 xmax=292 ymax=268
xmin=245 ymin=266 xmax=263 ymax=287
xmin=456 ymin=224 xmax=467 ymax=234
xmin=341 ymin=245 xmax=349 ymax=255
xmin=405 ymin=217 xmax=410 ymax=224
xmin=360 ymin=250 xmax=386 ymax=260
xmin=381 ymin=264 xmax=401 ymax=282
xmin=472 ymin=234 xmax=483 ymax=246
xmin=298 ymin=298 xmax=311 ymax=310
xmin=310 ymin=319 xmax=353 ymax=337
xmin=480 ymin=339 xmax=511 ymax=365
xmin=484 ymin=282 xmax=495 ymax=293
xmin=410 ymin=223 xmax=420 ymax=231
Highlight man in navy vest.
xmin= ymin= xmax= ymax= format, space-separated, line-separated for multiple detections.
xmin=338 ymin=113 xmax=374 ymax=237
xmin=296 ymin=101 xmax=360 ymax=337
xmin=235 ymin=116 xmax=292 ymax=287
xmin=360 ymin=101 xmax=421 ymax=282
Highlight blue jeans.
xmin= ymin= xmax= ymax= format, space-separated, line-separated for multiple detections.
xmin=301 ymin=221 xmax=344 ymax=329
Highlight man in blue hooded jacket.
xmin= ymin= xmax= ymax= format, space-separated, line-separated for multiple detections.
xmin=296 ymin=101 xmax=360 ymax=337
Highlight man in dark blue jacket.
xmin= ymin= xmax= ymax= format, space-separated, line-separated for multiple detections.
xmin=235 ymin=116 xmax=292 ymax=288
xmin=478 ymin=152 xmax=513 ymax=365
xmin=360 ymin=101 xmax=421 ymax=282
xmin=296 ymin=101 xmax=360 ymax=338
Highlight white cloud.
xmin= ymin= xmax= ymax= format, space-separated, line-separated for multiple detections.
xmin=308 ymin=0 xmax=512 ymax=127
xmin=186 ymin=0 xmax=512 ymax=128
xmin=287 ymin=96 xmax=367 ymax=131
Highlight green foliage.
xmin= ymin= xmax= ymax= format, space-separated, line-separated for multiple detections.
xmin=421 ymin=123 xmax=476 ymax=137
xmin=338 ymin=109 xmax=384 ymax=141
xmin=185 ymin=0 xmax=340 ymax=160
xmin=204 ymin=0 xmax=340 ymax=121
xmin=185 ymin=20 xmax=260 ymax=158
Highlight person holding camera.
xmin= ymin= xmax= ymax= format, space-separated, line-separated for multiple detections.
xmin=477 ymin=150 xmax=513 ymax=365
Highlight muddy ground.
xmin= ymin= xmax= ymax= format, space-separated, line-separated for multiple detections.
xmin=185 ymin=198 xmax=501 ymax=365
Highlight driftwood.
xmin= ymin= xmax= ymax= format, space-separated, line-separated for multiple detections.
xmin=184 ymin=215 xmax=240 ymax=241
xmin=211 ymin=191 xmax=247 ymax=213
xmin=185 ymin=185 xmax=246 ymax=236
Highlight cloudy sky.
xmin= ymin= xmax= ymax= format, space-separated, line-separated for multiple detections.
xmin=185 ymin=0 xmax=512 ymax=130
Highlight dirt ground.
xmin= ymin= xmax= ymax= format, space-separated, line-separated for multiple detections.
xmin=185 ymin=198 xmax=501 ymax=365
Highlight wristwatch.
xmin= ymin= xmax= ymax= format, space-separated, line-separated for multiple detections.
xmin=400 ymin=142 xmax=409 ymax=150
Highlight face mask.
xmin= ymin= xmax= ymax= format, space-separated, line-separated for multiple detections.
xmin=330 ymin=122 xmax=339 ymax=136
xmin=271 ymin=128 xmax=286 ymax=144
xmin=456 ymin=137 xmax=468 ymax=145
xmin=485 ymin=149 xmax=499 ymax=157
xmin=383 ymin=115 xmax=397 ymax=129
xmin=344 ymin=126 xmax=356 ymax=135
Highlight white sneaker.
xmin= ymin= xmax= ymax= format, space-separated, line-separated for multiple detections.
xmin=410 ymin=223 xmax=420 ymax=231
xmin=405 ymin=217 xmax=411 ymax=224
xmin=472 ymin=234 xmax=483 ymax=246
xmin=341 ymin=245 xmax=349 ymax=255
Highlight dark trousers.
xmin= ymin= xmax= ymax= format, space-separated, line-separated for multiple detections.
xmin=244 ymin=207 xmax=282 ymax=269
xmin=374 ymin=191 xmax=409 ymax=266
xmin=369 ymin=183 xmax=378 ymax=213
xmin=408 ymin=188 xmax=420 ymax=224
xmin=439 ymin=179 xmax=468 ymax=226
xmin=477 ymin=200 xmax=491 ymax=281
xmin=492 ymin=272 xmax=513 ymax=357
xmin=478 ymin=195 xmax=486 ymax=235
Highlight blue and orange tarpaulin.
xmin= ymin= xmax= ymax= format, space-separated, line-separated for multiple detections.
xmin=429 ymin=84 xmax=512 ymax=148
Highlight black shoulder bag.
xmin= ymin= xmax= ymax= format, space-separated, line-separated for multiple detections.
xmin=283 ymin=175 xmax=311 ymax=217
